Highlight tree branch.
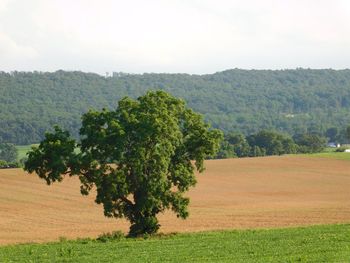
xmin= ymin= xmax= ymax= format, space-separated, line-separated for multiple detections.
xmin=121 ymin=196 xmax=134 ymax=207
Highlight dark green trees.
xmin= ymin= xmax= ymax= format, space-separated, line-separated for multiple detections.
xmin=226 ymin=133 xmax=251 ymax=157
xmin=247 ymin=130 xmax=297 ymax=156
xmin=0 ymin=143 xmax=18 ymax=163
xmin=2 ymin=69 xmax=350 ymax=145
xmin=24 ymin=91 xmax=222 ymax=236
xmin=216 ymin=130 xmax=298 ymax=159
xmin=213 ymin=129 xmax=332 ymax=159
xmin=294 ymin=134 xmax=327 ymax=153
xmin=216 ymin=133 xmax=251 ymax=158
xmin=325 ymin=127 xmax=338 ymax=142
xmin=346 ymin=125 xmax=350 ymax=142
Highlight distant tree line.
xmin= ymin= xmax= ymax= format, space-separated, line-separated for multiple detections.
xmin=1 ymin=69 xmax=350 ymax=144
xmin=324 ymin=125 xmax=350 ymax=143
xmin=215 ymin=130 xmax=327 ymax=159
xmin=0 ymin=142 xmax=20 ymax=168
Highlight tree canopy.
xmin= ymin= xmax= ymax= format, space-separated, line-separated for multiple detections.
xmin=24 ymin=91 xmax=223 ymax=236
xmin=1 ymin=69 xmax=350 ymax=144
xmin=214 ymin=130 xmax=326 ymax=159
xmin=294 ymin=133 xmax=327 ymax=153
xmin=0 ymin=143 xmax=18 ymax=163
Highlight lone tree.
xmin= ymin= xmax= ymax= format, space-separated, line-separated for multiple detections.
xmin=25 ymin=91 xmax=222 ymax=236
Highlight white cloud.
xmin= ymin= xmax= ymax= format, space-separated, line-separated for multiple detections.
xmin=0 ymin=0 xmax=349 ymax=73
xmin=0 ymin=0 xmax=10 ymax=12
xmin=0 ymin=29 xmax=37 ymax=68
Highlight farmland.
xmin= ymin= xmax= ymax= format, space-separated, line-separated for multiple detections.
xmin=1 ymin=155 xmax=350 ymax=245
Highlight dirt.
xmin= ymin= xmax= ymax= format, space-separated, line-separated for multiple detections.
xmin=0 ymin=155 xmax=349 ymax=245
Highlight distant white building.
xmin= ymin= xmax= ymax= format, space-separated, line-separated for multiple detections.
xmin=345 ymin=149 xmax=350 ymax=153
xmin=327 ymin=142 xmax=340 ymax=148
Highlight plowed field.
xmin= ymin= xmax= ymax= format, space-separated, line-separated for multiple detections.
xmin=1 ymin=156 xmax=350 ymax=245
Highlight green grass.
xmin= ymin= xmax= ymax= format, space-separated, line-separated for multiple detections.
xmin=15 ymin=144 xmax=79 ymax=161
xmin=15 ymin=145 xmax=36 ymax=161
xmin=303 ymin=151 xmax=350 ymax=161
xmin=1 ymin=224 xmax=350 ymax=262
xmin=15 ymin=144 xmax=40 ymax=161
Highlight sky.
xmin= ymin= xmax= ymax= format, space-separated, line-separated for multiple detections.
xmin=0 ymin=0 xmax=350 ymax=75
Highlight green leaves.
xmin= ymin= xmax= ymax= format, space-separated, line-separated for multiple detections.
xmin=25 ymin=126 xmax=76 ymax=185
xmin=24 ymin=91 xmax=223 ymax=236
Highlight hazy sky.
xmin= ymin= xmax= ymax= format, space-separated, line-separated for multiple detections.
xmin=0 ymin=0 xmax=349 ymax=74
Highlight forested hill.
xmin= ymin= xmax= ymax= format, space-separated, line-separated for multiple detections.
xmin=1 ymin=69 xmax=350 ymax=144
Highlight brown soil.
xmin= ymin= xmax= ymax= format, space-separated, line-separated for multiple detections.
xmin=0 ymin=155 xmax=349 ymax=245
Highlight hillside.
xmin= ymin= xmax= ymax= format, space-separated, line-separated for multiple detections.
xmin=1 ymin=69 xmax=350 ymax=144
